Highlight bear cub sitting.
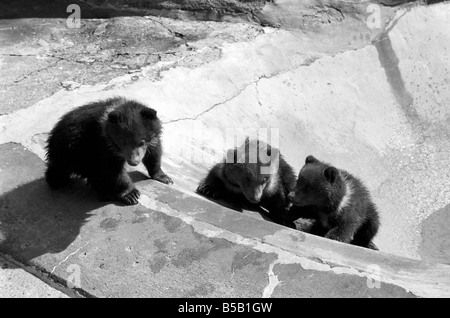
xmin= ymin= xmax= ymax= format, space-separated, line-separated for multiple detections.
xmin=286 ymin=155 xmax=380 ymax=250
xmin=196 ymin=138 xmax=297 ymax=224
xmin=45 ymin=97 xmax=173 ymax=205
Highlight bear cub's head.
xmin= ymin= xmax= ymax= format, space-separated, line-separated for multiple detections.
xmin=223 ymin=138 xmax=280 ymax=204
xmin=288 ymin=155 xmax=345 ymax=208
xmin=104 ymin=101 xmax=162 ymax=166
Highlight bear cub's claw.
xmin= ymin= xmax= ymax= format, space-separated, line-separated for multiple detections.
xmin=196 ymin=184 xmax=218 ymax=199
xmin=120 ymin=188 xmax=141 ymax=205
xmin=153 ymin=172 xmax=173 ymax=185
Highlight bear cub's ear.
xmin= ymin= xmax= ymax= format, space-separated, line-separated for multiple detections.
xmin=141 ymin=108 xmax=157 ymax=120
xmin=108 ymin=111 xmax=122 ymax=124
xmin=305 ymin=155 xmax=319 ymax=164
xmin=324 ymin=166 xmax=339 ymax=183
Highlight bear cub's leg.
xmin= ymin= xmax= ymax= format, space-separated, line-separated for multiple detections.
xmin=89 ymin=169 xmax=140 ymax=205
xmin=351 ymin=218 xmax=379 ymax=250
xmin=324 ymin=221 xmax=360 ymax=244
xmin=114 ymin=170 xmax=141 ymax=205
xmin=196 ymin=164 xmax=228 ymax=200
xmin=143 ymin=142 xmax=173 ymax=185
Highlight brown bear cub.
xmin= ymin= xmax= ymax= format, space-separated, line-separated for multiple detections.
xmin=45 ymin=97 xmax=173 ymax=205
xmin=286 ymin=155 xmax=380 ymax=250
xmin=196 ymin=138 xmax=314 ymax=228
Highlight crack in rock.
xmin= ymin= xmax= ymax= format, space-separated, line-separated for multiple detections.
xmin=12 ymin=58 xmax=62 ymax=84
xmin=144 ymin=16 xmax=188 ymax=46
xmin=162 ymin=82 xmax=255 ymax=124
xmin=50 ymin=242 xmax=90 ymax=275
xmin=162 ymin=70 xmax=293 ymax=124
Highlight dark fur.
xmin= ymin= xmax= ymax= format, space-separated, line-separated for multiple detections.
xmin=45 ymin=97 xmax=172 ymax=205
xmin=286 ymin=155 xmax=380 ymax=250
xmin=196 ymin=138 xmax=315 ymax=230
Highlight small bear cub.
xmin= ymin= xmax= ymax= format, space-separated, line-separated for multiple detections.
xmin=45 ymin=97 xmax=173 ymax=205
xmin=287 ymin=155 xmax=379 ymax=250
xmin=196 ymin=138 xmax=297 ymax=223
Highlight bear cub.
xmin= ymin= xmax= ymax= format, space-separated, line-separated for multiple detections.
xmin=197 ymin=138 xmax=312 ymax=227
xmin=45 ymin=97 xmax=173 ymax=205
xmin=286 ymin=155 xmax=380 ymax=250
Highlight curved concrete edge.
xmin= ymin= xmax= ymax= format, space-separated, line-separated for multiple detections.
xmin=0 ymin=143 xmax=417 ymax=298
xmin=137 ymin=181 xmax=450 ymax=298
xmin=0 ymin=143 xmax=424 ymax=297
xmin=0 ymin=143 xmax=414 ymax=298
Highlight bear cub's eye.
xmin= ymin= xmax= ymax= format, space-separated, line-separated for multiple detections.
xmin=138 ymin=140 xmax=146 ymax=147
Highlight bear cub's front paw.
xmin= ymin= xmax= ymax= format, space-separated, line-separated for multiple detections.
xmin=119 ymin=188 xmax=141 ymax=205
xmin=196 ymin=183 xmax=220 ymax=199
xmin=153 ymin=172 xmax=173 ymax=185
xmin=324 ymin=229 xmax=343 ymax=242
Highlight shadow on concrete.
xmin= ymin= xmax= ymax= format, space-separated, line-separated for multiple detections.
xmin=193 ymin=188 xmax=326 ymax=234
xmin=0 ymin=178 xmax=107 ymax=268
xmin=0 ymin=0 xmax=184 ymax=19
xmin=0 ymin=0 xmax=133 ymax=19
xmin=419 ymin=203 xmax=450 ymax=265
xmin=128 ymin=170 xmax=150 ymax=183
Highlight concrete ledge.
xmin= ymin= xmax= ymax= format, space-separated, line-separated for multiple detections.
xmin=1 ymin=142 xmax=448 ymax=297
xmin=0 ymin=255 xmax=68 ymax=298
xmin=138 ymin=175 xmax=450 ymax=298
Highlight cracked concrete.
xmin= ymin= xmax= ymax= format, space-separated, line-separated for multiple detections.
xmin=0 ymin=16 xmax=263 ymax=115
xmin=0 ymin=1 xmax=449 ymax=298
xmin=50 ymin=242 xmax=90 ymax=275
xmin=162 ymin=72 xmax=287 ymax=124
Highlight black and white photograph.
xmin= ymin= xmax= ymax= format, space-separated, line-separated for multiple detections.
xmin=0 ymin=0 xmax=449 ymax=301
